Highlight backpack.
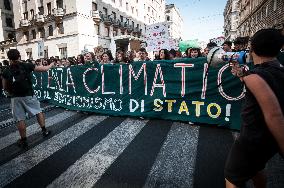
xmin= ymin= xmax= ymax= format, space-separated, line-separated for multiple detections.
xmin=6 ymin=64 xmax=32 ymax=96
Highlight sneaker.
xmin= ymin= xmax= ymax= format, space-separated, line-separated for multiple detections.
xmin=42 ymin=130 xmax=51 ymax=137
xmin=17 ymin=139 xmax=28 ymax=148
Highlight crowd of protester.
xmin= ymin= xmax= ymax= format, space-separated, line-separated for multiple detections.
xmin=1 ymin=35 xmax=284 ymax=95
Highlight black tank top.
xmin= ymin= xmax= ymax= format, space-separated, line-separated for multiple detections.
xmin=240 ymin=60 xmax=284 ymax=143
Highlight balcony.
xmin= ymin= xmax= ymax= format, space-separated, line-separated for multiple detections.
xmin=20 ymin=19 xmax=30 ymax=28
xmin=53 ymin=8 xmax=65 ymax=17
xmin=0 ymin=38 xmax=17 ymax=48
xmin=101 ymin=15 xmax=113 ymax=27
xmin=133 ymin=27 xmax=142 ymax=37
xmin=112 ymin=19 xmax=121 ymax=29
xmin=35 ymin=14 xmax=45 ymax=25
xmin=126 ymin=25 xmax=134 ymax=34
xmin=53 ymin=8 xmax=65 ymax=22
xmin=92 ymin=10 xmax=101 ymax=25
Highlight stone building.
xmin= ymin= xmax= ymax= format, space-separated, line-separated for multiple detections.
xmin=237 ymin=0 xmax=284 ymax=37
xmin=10 ymin=0 xmax=166 ymax=60
xmin=0 ymin=0 xmax=15 ymax=60
xmin=223 ymin=0 xmax=240 ymax=41
xmin=165 ymin=4 xmax=183 ymax=40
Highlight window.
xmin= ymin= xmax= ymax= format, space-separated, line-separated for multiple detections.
xmin=148 ymin=7 xmax=150 ymax=12
xmin=59 ymin=47 xmax=67 ymax=59
xmin=113 ymin=30 xmax=117 ymax=36
xmin=96 ymin=24 xmax=100 ymax=35
xmin=119 ymin=0 xmax=122 ymax=7
xmin=120 ymin=15 xmax=123 ymax=22
xmin=38 ymin=28 xmax=45 ymax=38
xmin=38 ymin=6 xmax=44 ymax=15
xmin=126 ymin=3 xmax=129 ymax=11
xmin=26 ymin=51 xmax=32 ymax=59
xmin=132 ymin=21 xmax=134 ymax=28
xmin=273 ymin=0 xmax=277 ymax=11
xmin=23 ymin=31 xmax=29 ymax=41
xmin=32 ymin=30 xmax=36 ymax=39
xmin=105 ymin=27 xmax=110 ymax=37
xmin=7 ymin=32 xmax=14 ymax=39
xmin=4 ymin=0 xmax=11 ymax=10
xmin=23 ymin=12 xmax=28 ymax=19
xmin=132 ymin=7 xmax=134 ymax=14
xmin=136 ymin=9 xmax=138 ymax=16
xmin=6 ymin=17 xmax=13 ymax=27
xmin=30 ymin=9 xmax=35 ymax=19
xmin=167 ymin=16 xmax=170 ymax=21
xmin=44 ymin=48 xmax=48 ymax=58
xmin=112 ymin=11 xmax=116 ymax=20
xmin=92 ymin=2 xmax=97 ymax=11
xmin=103 ymin=7 xmax=108 ymax=15
xmin=265 ymin=4 xmax=269 ymax=17
xmin=56 ymin=0 xmax=63 ymax=9
xmin=58 ymin=23 xmax=64 ymax=34
xmin=48 ymin=25 xmax=53 ymax=36
xmin=112 ymin=0 xmax=115 ymax=3
xmin=23 ymin=0 xmax=27 ymax=12
xmin=47 ymin=3 xmax=51 ymax=15
xmin=136 ymin=0 xmax=139 ymax=3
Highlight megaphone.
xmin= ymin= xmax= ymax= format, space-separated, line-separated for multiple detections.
xmin=207 ymin=47 xmax=252 ymax=67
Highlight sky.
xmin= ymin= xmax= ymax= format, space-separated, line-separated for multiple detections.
xmin=166 ymin=0 xmax=227 ymax=42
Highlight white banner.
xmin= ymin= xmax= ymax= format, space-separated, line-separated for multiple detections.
xmin=145 ymin=23 xmax=170 ymax=51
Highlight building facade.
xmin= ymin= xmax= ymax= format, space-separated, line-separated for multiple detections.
xmin=237 ymin=0 xmax=284 ymax=37
xmin=11 ymin=0 xmax=166 ymax=60
xmin=223 ymin=0 xmax=240 ymax=41
xmin=0 ymin=0 xmax=15 ymax=60
xmin=165 ymin=4 xmax=183 ymax=40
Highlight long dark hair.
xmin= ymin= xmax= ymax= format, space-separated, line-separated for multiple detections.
xmin=157 ymin=49 xmax=170 ymax=60
xmin=77 ymin=54 xmax=85 ymax=64
xmin=189 ymin=48 xmax=202 ymax=58
xmin=115 ymin=51 xmax=127 ymax=63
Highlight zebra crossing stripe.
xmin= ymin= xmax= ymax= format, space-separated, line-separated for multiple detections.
xmin=143 ymin=122 xmax=199 ymax=188
xmin=0 ymin=104 xmax=57 ymax=128
xmin=0 ymin=115 xmax=107 ymax=187
xmin=47 ymin=119 xmax=148 ymax=188
xmin=0 ymin=111 xmax=76 ymax=151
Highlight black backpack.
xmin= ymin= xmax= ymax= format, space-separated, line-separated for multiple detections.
xmin=6 ymin=64 xmax=32 ymax=96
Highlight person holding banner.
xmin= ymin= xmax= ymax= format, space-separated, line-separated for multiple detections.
xmin=224 ymin=29 xmax=284 ymax=188
xmin=100 ymin=51 xmax=114 ymax=64
xmin=137 ymin=48 xmax=150 ymax=61
xmin=157 ymin=49 xmax=170 ymax=60
xmin=114 ymin=51 xmax=127 ymax=64
xmin=189 ymin=48 xmax=202 ymax=58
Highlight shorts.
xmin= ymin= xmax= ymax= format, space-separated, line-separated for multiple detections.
xmin=224 ymin=137 xmax=278 ymax=187
xmin=11 ymin=96 xmax=42 ymax=122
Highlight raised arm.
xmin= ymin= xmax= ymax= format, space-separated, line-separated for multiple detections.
xmin=34 ymin=62 xmax=54 ymax=72
xmin=243 ymin=74 xmax=284 ymax=155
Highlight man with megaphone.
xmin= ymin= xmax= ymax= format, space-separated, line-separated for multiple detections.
xmin=224 ymin=29 xmax=284 ymax=188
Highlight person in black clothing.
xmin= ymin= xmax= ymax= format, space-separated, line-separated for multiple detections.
xmin=2 ymin=49 xmax=54 ymax=148
xmin=225 ymin=29 xmax=284 ymax=188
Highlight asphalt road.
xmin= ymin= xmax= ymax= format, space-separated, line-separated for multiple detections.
xmin=0 ymin=98 xmax=283 ymax=188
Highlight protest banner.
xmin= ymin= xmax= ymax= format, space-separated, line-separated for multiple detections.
xmin=33 ymin=58 xmax=245 ymax=130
